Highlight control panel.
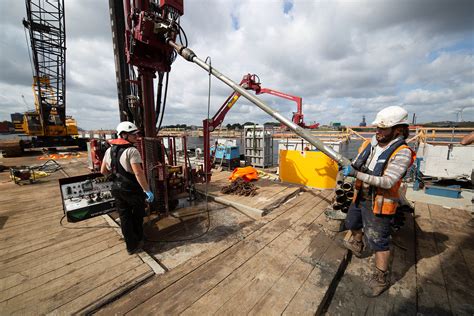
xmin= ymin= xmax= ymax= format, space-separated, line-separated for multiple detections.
xmin=59 ymin=173 xmax=116 ymax=222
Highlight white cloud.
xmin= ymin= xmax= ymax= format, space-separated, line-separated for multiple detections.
xmin=0 ymin=0 xmax=473 ymax=130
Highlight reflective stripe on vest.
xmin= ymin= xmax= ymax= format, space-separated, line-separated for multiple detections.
xmin=352 ymin=139 xmax=416 ymax=215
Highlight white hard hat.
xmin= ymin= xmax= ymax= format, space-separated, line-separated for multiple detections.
xmin=116 ymin=121 xmax=138 ymax=136
xmin=372 ymin=106 xmax=409 ymax=128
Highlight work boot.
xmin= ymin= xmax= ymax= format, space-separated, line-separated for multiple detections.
xmin=343 ymin=238 xmax=364 ymax=258
xmin=127 ymin=240 xmax=144 ymax=255
xmin=363 ymin=267 xmax=390 ymax=297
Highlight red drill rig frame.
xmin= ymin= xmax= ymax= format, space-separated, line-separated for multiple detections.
xmin=108 ymin=0 xmax=203 ymax=215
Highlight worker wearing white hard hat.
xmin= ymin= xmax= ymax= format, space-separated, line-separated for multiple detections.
xmin=341 ymin=106 xmax=416 ymax=297
xmin=101 ymin=121 xmax=153 ymax=254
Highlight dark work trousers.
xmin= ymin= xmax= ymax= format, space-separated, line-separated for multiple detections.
xmin=344 ymin=199 xmax=393 ymax=252
xmin=111 ymin=189 xmax=145 ymax=252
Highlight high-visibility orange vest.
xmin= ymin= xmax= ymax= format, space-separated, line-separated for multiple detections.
xmin=352 ymin=139 xmax=415 ymax=215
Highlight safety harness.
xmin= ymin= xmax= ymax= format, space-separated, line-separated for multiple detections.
xmin=352 ymin=137 xmax=415 ymax=215
xmin=109 ymin=139 xmax=141 ymax=193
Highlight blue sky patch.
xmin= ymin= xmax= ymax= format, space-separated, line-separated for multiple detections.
xmin=231 ymin=13 xmax=239 ymax=30
xmin=427 ymin=35 xmax=474 ymax=62
xmin=283 ymin=0 xmax=293 ymax=14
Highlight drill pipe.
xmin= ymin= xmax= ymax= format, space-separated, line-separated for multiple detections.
xmin=332 ymin=203 xmax=343 ymax=210
xmin=342 ymin=182 xmax=353 ymax=191
xmin=168 ymin=40 xmax=351 ymax=167
xmin=335 ymin=188 xmax=345 ymax=196
xmin=346 ymin=191 xmax=354 ymax=199
xmin=336 ymin=195 xmax=346 ymax=203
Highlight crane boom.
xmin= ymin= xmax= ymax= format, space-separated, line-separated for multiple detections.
xmin=23 ymin=0 xmax=67 ymax=135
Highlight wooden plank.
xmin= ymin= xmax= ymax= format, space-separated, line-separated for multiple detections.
xmin=415 ymin=202 xmax=452 ymax=314
xmin=0 ymin=248 xmax=137 ymax=314
xmin=0 ymin=212 xmax=66 ymax=236
xmin=96 ymin=191 xmax=322 ymax=315
xmin=0 ymin=216 xmax=97 ymax=247
xmin=95 ymin=209 xmax=292 ymax=314
xmin=31 ymin=256 xmax=145 ymax=314
xmin=0 ymin=243 xmax=124 ymax=302
xmin=130 ymin=192 xmax=330 ymax=315
xmin=428 ymin=204 xmax=474 ymax=315
xmin=0 ymin=234 xmax=121 ymax=291
xmin=56 ymin=265 xmax=153 ymax=315
xmin=181 ymin=192 xmax=330 ymax=315
xmin=248 ymin=205 xmax=340 ymax=315
xmin=197 ymin=173 xmax=301 ymax=215
xmin=247 ymin=239 xmax=323 ymax=315
xmin=0 ymin=223 xmax=109 ymax=260
xmin=281 ymin=231 xmax=347 ymax=316
xmin=0 ymin=227 xmax=114 ymax=270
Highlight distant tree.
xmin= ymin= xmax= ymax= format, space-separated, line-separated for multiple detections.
xmin=264 ymin=121 xmax=279 ymax=127
xmin=243 ymin=122 xmax=255 ymax=126
xmin=232 ymin=123 xmax=242 ymax=130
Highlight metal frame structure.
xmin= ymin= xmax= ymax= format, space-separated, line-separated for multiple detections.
xmin=24 ymin=0 xmax=66 ymax=130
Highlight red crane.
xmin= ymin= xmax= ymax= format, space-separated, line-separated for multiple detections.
xmin=251 ymin=75 xmax=319 ymax=130
xmin=203 ymin=74 xmax=319 ymax=180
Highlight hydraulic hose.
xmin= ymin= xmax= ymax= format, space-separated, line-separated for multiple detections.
xmin=167 ymin=40 xmax=351 ymax=166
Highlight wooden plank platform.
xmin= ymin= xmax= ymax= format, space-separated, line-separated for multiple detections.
xmin=0 ymin=155 xmax=155 ymax=315
xmin=325 ymin=201 xmax=474 ymax=315
xmin=96 ymin=189 xmax=349 ymax=315
xmin=195 ymin=170 xmax=302 ymax=218
xmin=3 ymin=152 xmax=472 ymax=315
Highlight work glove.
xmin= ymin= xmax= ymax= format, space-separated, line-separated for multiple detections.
xmin=145 ymin=191 xmax=154 ymax=203
xmin=342 ymin=165 xmax=357 ymax=178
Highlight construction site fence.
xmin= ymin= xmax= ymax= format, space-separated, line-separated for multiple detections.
xmin=345 ymin=126 xmax=474 ymax=145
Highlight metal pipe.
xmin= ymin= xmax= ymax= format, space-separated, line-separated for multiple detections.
xmin=342 ymin=182 xmax=353 ymax=191
xmin=332 ymin=203 xmax=342 ymax=210
xmin=168 ymin=40 xmax=351 ymax=167
xmin=336 ymin=172 xmax=344 ymax=185
xmin=336 ymin=195 xmax=346 ymax=203
xmin=346 ymin=191 xmax=354 ymax=199
xmin=335 ymin=188 xmax=345 ymax=196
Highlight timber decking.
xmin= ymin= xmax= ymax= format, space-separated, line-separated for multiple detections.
xmin=195 ymin=170 xmax=302 ymax=218
xmin=325 ymin=202 xmax=474 ymax=316
xmin=2 ymin=152 xmax=472 ymax=315
xmin=96 ymin=189 xmax=347 ymax=315
xmin=0 ymin=156 xmax=154 ymax=315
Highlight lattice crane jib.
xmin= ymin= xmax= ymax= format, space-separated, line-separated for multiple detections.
xmin=23 ymin=0 xmax=67 ymax=135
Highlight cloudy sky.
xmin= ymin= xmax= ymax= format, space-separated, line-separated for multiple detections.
xmin=0 ymin=0 xmax=473 ymax=130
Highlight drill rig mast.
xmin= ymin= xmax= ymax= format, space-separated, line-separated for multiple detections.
xmin=109 ymin=0 xmax=197 ymax=214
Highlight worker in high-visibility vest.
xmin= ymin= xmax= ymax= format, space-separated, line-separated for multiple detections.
xmin=342 ymin=106 xmax=416 ymax=297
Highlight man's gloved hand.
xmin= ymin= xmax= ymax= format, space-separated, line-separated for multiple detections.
xmin=342 ymin=165 xmax=358 ymax=177
xmin=145 ymin=191 xmax=154 ymax=203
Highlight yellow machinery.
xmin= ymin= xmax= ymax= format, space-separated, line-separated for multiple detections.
xmin=21 ymin=76 xmax=78 ymax=137
xmin=0 ymin=0 xmax=86 ymax=156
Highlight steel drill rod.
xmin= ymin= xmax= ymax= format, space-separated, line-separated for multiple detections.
xmin=168 ymin=40 xmax=351 ymax=166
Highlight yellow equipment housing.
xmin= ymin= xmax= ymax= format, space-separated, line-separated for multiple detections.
xmin=20 ymin=76 xmax=78 ymax=137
